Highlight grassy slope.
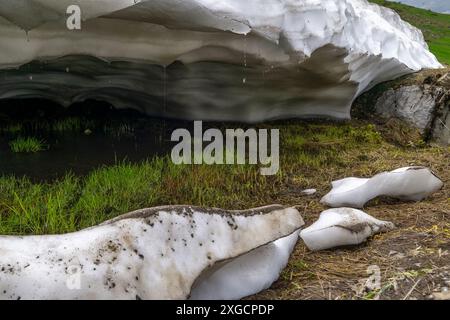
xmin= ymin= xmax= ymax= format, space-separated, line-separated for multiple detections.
xmin=370 ymin=0 xmax=450 ymax=65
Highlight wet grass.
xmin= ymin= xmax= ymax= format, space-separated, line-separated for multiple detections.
xmin=0 ymin=121 xmax=423 ymax=235
xmin=51 ymin=117 xmax=95 ymax=132
xmin=9 ymin=137 xmax=47 ymax=153
xmin=0 ymin=157 xmax=282 ymax=235
xmin=371 ymin=0 xmax=450 ymax=65
xmin=0 ymin=120 xmax=448 ymax=300
xmin=0 ymin=117 xmax=140 ymax=138
xmin=0 ymin=159 xmax=165 ymax=234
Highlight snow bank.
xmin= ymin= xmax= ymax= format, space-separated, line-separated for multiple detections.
xmin=190 ymin=231 xmax=300 ymax=300
xmin=0 ymin=0 xmax=442 ymax=121
xmin=0 ymin=205 xmax=304 ymax=300
xmin=300 ymin=208 xmax=395 ymax=251
xmin=321 ymin=167 xmax=444 ymax=208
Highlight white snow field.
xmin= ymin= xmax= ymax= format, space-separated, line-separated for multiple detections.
xmin=0 ymin=205 xmax=304 ymax=300
xmin=321 ymin=167 xmax=444 ymax=208
xmin=300 ymin=208 xmax=395 ymax=251
xmin=0 ymin=0 xmax=442 ymax=121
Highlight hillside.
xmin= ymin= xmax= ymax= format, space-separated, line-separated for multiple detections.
xmin=371 ymin=0 xmax=450 ymax=65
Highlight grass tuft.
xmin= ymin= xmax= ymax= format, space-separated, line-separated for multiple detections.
xmin=9 ymin=137 xmax=47 ymax=153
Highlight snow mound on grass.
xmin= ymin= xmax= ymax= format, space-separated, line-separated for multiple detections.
xmin=190 ymin=230 xmax=300 ymax=300
xmin=300 ymin=208 xmax=395 ymax=251
xmin=0 ymin=205 xmax=304 ymax=300
xmin=321 ymin=167 xmax=444 ymax=208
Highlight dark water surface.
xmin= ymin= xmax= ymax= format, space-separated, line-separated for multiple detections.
xmin=0 ymin=99 xmax=278 ymax=182
xmin=0 ymin=129 xmax=173 ymax=182
xmin=0 ymin=99 xmax=190 ymax=181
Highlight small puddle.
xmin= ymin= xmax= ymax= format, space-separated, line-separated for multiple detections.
xmin=0 ymin=128 xmax=172 ymax=182
xmin=0 ymin=99 xmax=187 ymax=181
xmin=0 ymin=99 xmax=273 ymax=182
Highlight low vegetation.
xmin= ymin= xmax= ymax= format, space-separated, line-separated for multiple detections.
xmin=0 ymin=120 xmax=440 ymax=235
xmin=0 ymin=117 xmax=134 ymax=136
xmin=9 ymin=137 xmax=47 ymax=153
xmin=1 ymin=119 xmax=448 ymax=300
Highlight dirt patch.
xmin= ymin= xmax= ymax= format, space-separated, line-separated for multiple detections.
xmin=249 ymin=148 xmax=450 ymax=300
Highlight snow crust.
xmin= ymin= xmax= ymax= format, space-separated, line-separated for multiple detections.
xmin=190 ymin=230 xmax=300 ymax=300
xmin=0 ymin=205 xmax=303 ymax=300
xmin=0 ymin=0 xmax=442 ymax=121
xmin=300 ymin=208 xmax=395 ymax=251
xmin=321 ymin=167 xmax=444 ymax=208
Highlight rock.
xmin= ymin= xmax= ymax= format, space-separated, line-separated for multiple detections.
xmin=321 ymin=166 xmax=444 ymax=208
xmin=375 ymin=85 xmax=444 ymax=133
xmin=0 ymin=0 xmax=441 ymax=122
xmin=355 ymin=68 xmax=450 ymax=145
xmin=0 ymin=205 xmax=304 ymax=300
xmin=433 ymin=290 xmax=450 ymax=300
xmin=83 ymin=129 xmax=92 ymax=136
xmin=374 ymin=83 xmax=449 ymax=144
xmin=300 ymin=208 xmax=395 ymax=251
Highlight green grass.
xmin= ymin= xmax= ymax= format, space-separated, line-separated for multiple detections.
xmin=1 ymin=117 xmax=139 ymax=138
xmin=0 ymin=120 xmax=447 ymax=237
xmin=370 ymin=0 xmax=450 ymax=65
xmin=9 ymin=137 xmax=47 ymax=153
xmin=0 ymin=159 xmax=165 ymax=234
xmin=51 ymin=117 xmax=94 ymax=132
xmin=1 ymin=2 xmax=447 ymax=236
xmin=0 ymin=122 xmax=389 ymax=235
